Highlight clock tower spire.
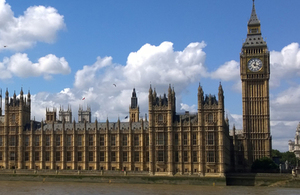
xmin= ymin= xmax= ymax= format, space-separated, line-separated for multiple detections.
xmin=240 ymin=1 xmax=271 ymax=170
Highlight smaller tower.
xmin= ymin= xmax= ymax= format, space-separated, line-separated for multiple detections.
xmin=46 ymin=107 xmax=57 ymax=123
xmin=129 ymin=88 xmax=139 ymax=122
xmin=78 ymin=105 xmax=91 ymax=123
xmin=59 ymin=105 xmax=72 ymax=123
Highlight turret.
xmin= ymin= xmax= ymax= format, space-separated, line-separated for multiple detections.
xmin=5 ymin=88 xmax=8 ymax=105
xmin=225 ymin=115 xmax=229 ymax=125
xmin=131 ymin=88 xmax=138 ymax=108
xmin=153 ymin=88 xmax=157 ymax=103
xmin=13 ymin=91 xmax=16 ymax=106
xmin=168 ymin=84 xmax=172 ymax=108
xmin=218 ymin=82 xmax=224 ymax=108
xmin=129 ymin=88 xmax=139 ymax=122
xmin=233 ymin=124 xmax=236 ymax=139
xmin=20 ymin=88 xmax=24 ymax=106
xmin=27 ymin=90 xmax=31 ymax=107
xmin=148 ymin=85 xmax=153 ymax=108
xmin=197 ymin=83 xmax=204 ymax=105
xmin=172 ymin=87 xmax=176 ymax=112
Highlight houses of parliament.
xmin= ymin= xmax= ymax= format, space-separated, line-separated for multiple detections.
xmin=0 ymin=1 xmax=271 ymax=176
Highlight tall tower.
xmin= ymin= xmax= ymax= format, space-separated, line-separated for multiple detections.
xmin=240 ymin=0 xmax=271 ymax=166
xmin=129 ymin=88 xmax=139 ymax=122
xmin=3 ymin=89 xmax=31 ymax=169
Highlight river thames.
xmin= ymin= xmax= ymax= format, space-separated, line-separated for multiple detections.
xmin=0 ymin=181 xmax=299 ymax=195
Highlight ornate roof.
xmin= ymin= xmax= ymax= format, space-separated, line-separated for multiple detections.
xmin=248 ymin=0 xmax=260 ymax=26
xmin=243 ymin=0 xmax=267 ymax=48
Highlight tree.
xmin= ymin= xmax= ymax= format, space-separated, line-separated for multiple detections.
xmin=251 ymin=157 xmax=279 ymax=173
xmin=271 ymin=149 xmax=298 ymax=167
xmin=272 ymin=149 xmax=282 ymax=158
xmin=281 ymin=152 xmax=297 ymax=167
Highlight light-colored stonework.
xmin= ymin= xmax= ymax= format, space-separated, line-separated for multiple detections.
xmin=0 ymin=1 xmax=271 ymax=175
xmin=0 ymin=85 xmax=230 ymax=177
xmin=288 ymin=123 xmax=300 ymax=159
xmin=233 ymin=0 xmax=272 ymax=171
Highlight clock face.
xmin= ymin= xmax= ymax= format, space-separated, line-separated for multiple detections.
xmin=247 ymin=58 xmax=263 ymax=72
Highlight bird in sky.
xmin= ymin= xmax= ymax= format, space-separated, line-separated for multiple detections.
xmin=125 ymin=116 xmax=128 ymax=119
xmin=4 ymin=46 xmax=6 ymax=47
xmin=82 ymin=97 xmax=85 ymax=100
xmin=113 ymin=84 xmax=116 ymax=87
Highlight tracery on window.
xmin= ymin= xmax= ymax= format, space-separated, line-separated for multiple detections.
xmin=158 ymin=114 xmax=163 ymax=123
xmin=208 ymin=114 xmax=213 ymax=123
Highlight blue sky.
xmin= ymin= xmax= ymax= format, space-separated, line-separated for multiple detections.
xmin=0 ymin=0 xmax=300 ymax=152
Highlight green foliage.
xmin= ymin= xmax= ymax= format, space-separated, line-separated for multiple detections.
xmin=272 ymin=149 xmax=298 ymax=167
xmin=271 ymin=149 xmax=282 ymax=158
xmin=281 ymin=152 xmax=297 ymax=166
xmin=251 ymin=157 xmax=279 ymax=173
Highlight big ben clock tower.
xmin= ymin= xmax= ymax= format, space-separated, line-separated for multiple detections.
xmin=240 ymin=0 xmax=271 ymax=167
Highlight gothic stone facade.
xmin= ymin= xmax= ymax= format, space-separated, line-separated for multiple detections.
xmin=0 ymin=84 xmax=231 ymax=176
xmin=0 ymin=2 xmax=271 ymax=175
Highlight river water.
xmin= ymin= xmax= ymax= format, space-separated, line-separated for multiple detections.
xmin=0 ymin=181 xmax=299 ymax=195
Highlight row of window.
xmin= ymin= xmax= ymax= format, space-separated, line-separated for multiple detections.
xmin=0 ymin=133 xmax=215 ymax=147
xmin=0 ymin=151 xmax=215 ymax=163
xmin=156 ymin=114 xmax=216 ymax=124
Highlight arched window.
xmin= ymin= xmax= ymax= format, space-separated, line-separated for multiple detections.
xmin=208 ymin=114 xmax=213 ymax=123
xmin=158 ymin=114 xmax=163 ymax=123
xmin=11 ymin=114 xmax=16 ymax=123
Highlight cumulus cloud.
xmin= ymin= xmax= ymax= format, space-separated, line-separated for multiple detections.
xmin=270 ymin=42 xmax=300 ymax=87
xmin=210 ymin=60 xmax=240 ymax=81
xmin=32 ymin=41 xmax=208 ymax=122
xmin=210 ymin=60 xmax=241 ymax=92
xmin=124 ymin=41 xmax=208 ymax=92
xmin=271 ymin=86 xmax=300 ymax=122
xmin=0 ymin=59 xmax=12 ymax=79
xmin=0 ymin=0 xmax=65 ymax=51
xmin=180 ymin=103 xmax=197 ymax=113
xmin=0 ymin=53 xmax=70 ymax=79
xmin=270 ymin=121 xmax=299 ymax=152
xmin=74 ymin=56 xmax=114 ymax=89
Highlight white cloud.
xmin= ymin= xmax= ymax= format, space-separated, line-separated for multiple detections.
xmin=124 ymin=41 xmax=208 ymax=92
xmin=227 ymin=113 xmax=243 ymax=130
xmin=180 ymin=103 xmax=197 ymax=113
xmin=0 ymin=53 xmax=71 ymax=79
xmin=271 ymin=86 xmax=300 ymax=122
xmin=74 ymin=56 xmax=114 ymax=89
xmin=0 ymin=0 xmax=65 ymax=51
xmin=210 ymin=60 xmax=240 ymax=81
xmin=270 ymin=42 xmax=300 ymax=88
xmin=0 ymin=59 xmax=12 ymax=79
xmin=32 ymin=41 xmax=208 ymax=122
xmin=269 ymin=121 xmax=298 ymax=152
xmin=210 ymin=60 xmax=242 ymax=92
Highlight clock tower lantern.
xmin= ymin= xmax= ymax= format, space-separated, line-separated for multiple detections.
xmin=240 ymin=0 xmax=271 ymax=167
